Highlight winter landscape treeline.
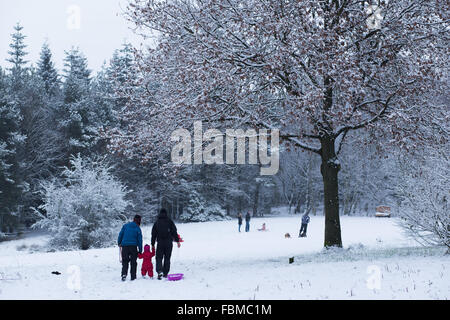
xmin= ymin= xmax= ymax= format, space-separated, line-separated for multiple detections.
xmin=0 ymin=0 xmax=448 ymax=251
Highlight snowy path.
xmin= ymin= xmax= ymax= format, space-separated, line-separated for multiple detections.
xmin=0 ymin=216 xmax=448 ymax=299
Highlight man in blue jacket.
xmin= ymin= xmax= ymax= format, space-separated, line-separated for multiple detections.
xmin=118 ymin=215 xmax=143 ymax=281
xmin=299 ymin=213 xmax=310 ymax=238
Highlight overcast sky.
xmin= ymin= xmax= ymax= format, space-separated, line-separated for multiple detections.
xmin=0 ymin=0 xmax=144 ymax=73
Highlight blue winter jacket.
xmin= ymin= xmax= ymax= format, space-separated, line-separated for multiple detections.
xmin=118 ymin=222 xmax=143 ymax=253
xmin=302 ymin=214 xmax=310 ymax=224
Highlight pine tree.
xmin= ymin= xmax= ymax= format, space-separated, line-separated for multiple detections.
xmin=6 ymin=23 xmax=29 ymax=88
xmin=89 ymin=43 xmax=137 ymax=128
xmin=106 ymin=42 xmax=138 ymax=113
xmin=63 ymin=47 xmax=90 ymax=104
xmin=59 ymin=48 xmax=96 ymax=161
xmin=1 ymin=23 xmax=32 ymax=231
xmin=108 ymin=43 xmax=134 ymax=86
xmin=92 ymin=63 xmax=116 ymax=125
xmin=0 ymin=66 xmax=23 ymax=232
xmin=37 ymin=42 xmax=59 ymax=96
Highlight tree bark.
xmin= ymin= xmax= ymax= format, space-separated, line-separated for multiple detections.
xmin=252 ymin=180 xmax=261 ymax=217
xmin=294 ymin=196 xmax=301 ymax=214
xmin=320 ymin=136 xmax=342 ymax=248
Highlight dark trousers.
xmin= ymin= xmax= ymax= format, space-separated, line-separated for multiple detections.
xmin=238 ymin=224 xmax=242 ymax=232
xmin=156 ymin=241 xmax=173 ymax=276
xmin=245 ymin=221 xmax=250 ymax=232
xmin=299 ymin=223 xmax=308 ymax=237
xmin=121 ymin=246 xmax=138 ymax=279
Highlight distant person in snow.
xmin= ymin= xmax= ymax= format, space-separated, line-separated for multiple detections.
xmin=299 ymin=213 xmax=310 ymax=237
xmin=237 ymin=213 xmax=243 ymax=232
xmin=138 ymin=244 xmax=155 ymax=279
xmin=245 ymin=212 xmax=251 ymax=232
xmin=118 ymin=215 xmax=143 ymax=281
xmin=258 ymin=223 xmax=268 ymax=231
xmin=151 ymin=208 xmax=181 ymax=280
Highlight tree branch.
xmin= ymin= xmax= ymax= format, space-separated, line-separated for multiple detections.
xmin=335 ymin=91 xmax=398 ymax=138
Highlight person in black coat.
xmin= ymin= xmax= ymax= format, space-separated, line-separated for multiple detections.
xmin=245 ymin=212 xmax=251 ymax=232
xmin=237 ymin=213 xmax=243 ymax=232
xmin=151 ymin=208 xmax=181 ymax=279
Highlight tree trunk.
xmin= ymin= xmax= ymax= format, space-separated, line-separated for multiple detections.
xmin=320 ymin=136 xmax=342 ymax=248
xmin=294 ymin=195 xmax=302 ymax=214
xmin=253 ymin=181 xmax=261 ymax=217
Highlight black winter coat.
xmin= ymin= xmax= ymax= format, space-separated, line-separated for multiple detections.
xmin=151 ymin=213 xmax=179 ymax=246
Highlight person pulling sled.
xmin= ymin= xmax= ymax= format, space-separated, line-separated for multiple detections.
xmin=151 ymin=208 xmax=181 ymax=280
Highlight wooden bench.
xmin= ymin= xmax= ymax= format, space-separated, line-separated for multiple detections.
xmin=375 ymin=205 xmax=391 ymax=217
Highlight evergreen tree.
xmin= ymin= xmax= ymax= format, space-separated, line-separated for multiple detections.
xmin=108 ymin=43 xmax=134 ymax=86
xmin=63 ymin=47 xmax=90 ymax=104
xmin=5 ymin=24 xmax=57 ymax=228
xmin=91 ymin=63 xmax=116 ymax=127
xmin=37 ymin=42 xmax=60 ymax=96
xmin=6 ymin=23 xmax=29 ymax=88
xmin=34 ymin=42 xmax=64 ymax=176
xmin=0 ymin=66 xmax=23 ymax=232
xmin=60 ymin=47 xmax=94 ymax=160
xmin=1 ymin=23 xmax=33 ymax=231
xmin=106 ymin=43 xmax=138 ymax=115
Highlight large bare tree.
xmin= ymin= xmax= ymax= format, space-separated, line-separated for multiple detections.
xmin=111 ymin=0 xmax=448 ymax=247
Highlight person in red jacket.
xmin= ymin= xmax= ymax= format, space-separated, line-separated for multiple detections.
xmin=138 ymin=244 xmax=155 ymax=278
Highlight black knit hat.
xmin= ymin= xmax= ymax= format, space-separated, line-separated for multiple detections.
xmin=133 ymin=215 xmax=142 ymax=226
xmin=159 ymin=208 xmax=168 ymax=217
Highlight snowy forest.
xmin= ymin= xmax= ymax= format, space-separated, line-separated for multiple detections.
xmin=0 ymin=0 xmax=448 ymax=251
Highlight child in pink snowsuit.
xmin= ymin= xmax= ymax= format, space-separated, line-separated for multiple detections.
xmin=138 ymin=244 xmax=155 ymax=278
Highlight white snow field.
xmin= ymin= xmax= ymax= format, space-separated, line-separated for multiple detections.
xmin=0 ymin=215 xmax=448 ymax=300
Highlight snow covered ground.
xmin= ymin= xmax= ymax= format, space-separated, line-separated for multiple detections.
xmin=0 ymin=215 xmax=448 ymax=300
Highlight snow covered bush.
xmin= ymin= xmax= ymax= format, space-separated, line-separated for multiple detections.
xmin=396 ymin=150 xmax=449 ymax=252
xmin=33 ymin=155 xmax=131 ymax=250
xmin=179 ymin=190 xmax=228 ymax=222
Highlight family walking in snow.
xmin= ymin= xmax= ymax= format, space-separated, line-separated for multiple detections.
xmin=118 ymin=209 xmax=181 ymax=281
